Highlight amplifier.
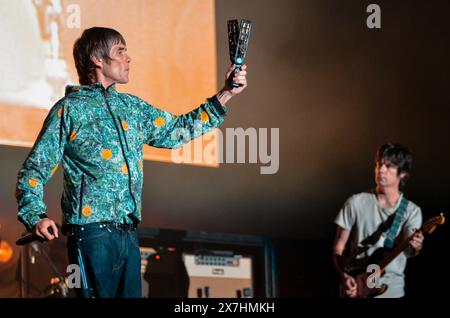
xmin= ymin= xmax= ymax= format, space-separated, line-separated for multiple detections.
xmin=137 ymin=227 xmax=277 ymax=298
xmin=183 ymin=252 xmax=253 ymax=298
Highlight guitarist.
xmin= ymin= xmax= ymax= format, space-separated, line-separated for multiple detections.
xmin=333 ymin=143 xmax=424 ymax=298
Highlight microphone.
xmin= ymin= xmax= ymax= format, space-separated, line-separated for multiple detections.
xmin=16 ymin=227 xmax=55 ymax=246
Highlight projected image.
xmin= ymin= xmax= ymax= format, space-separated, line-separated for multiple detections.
xmin=0 ymin=0 xmax=72 ymax=109
xmin=0 ymin=0 xmax=218 ymax=165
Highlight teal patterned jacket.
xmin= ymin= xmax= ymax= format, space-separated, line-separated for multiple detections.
xmin=16 ymin=83 xmax=227 ymax=231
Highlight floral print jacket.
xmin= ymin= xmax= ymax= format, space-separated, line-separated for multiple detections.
xmin=16 ymin=83 xmax=227 ymax=230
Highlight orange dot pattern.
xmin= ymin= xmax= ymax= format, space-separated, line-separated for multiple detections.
xmin=154 ymin=116 xmax=165 ymax=127
xmin=200 ymin=112 xmax=210 ymax=123
xmin=82 ymin=206 xmax=92 ymax=217
xmin=102 ymin=149 xmax=112 ymax=160
xmin=28 ymin=178 xmax=38 ymax=188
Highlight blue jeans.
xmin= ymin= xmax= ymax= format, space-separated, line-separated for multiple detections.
xmin=66 ymin=222 xmax=142 ymax=298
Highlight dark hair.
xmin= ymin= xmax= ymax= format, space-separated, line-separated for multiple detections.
xmin=375 ymin=143 xmax=412 ymax=188
xmin=73 ymin=27 xmax=126 ymax=85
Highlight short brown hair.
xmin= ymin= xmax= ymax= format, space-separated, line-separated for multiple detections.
xmin=73 ymin=27 xmax=126 ymax=85
xmin=375 ymin=143 xmax=412 ymax=189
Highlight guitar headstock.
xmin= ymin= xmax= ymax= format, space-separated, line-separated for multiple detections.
xmin=421 ymin=213 xmax=445 ymax=234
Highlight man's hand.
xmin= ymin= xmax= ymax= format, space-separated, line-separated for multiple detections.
xmin=225 ymin=64 xmax=248 ymax=95
xmin=216 ymin=64 xmax=248 ymax=106
xmin=342 ymin=272 xmax=358 ymax=298
xmin=408 ymin=229 xmax=424 ymax=254
xmin=34 ymin=218 xmax=58 ymax=240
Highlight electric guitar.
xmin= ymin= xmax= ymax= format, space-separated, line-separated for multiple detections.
xmin=345 ymin=214 xmax=445 ymax=298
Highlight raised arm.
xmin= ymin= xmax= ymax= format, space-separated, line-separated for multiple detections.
xmin=138 ymin=64 xmax=247 ymax=149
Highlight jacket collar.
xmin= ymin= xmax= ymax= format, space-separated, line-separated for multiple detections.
xmin=65 ymin=82 xmax=117 ymax=95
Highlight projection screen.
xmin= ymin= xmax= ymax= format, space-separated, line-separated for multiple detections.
xmin=0 ymin=0 xmax=219 ymax=166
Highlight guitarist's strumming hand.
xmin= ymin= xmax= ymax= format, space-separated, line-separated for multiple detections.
xmin=408 ymin=229 xmax=424 ymax=255
xmin=342 ymin=272 xmax=358 ymax=298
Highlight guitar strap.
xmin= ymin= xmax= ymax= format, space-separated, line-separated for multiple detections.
xmin=384 ymin=196 xmax=409 ymax=249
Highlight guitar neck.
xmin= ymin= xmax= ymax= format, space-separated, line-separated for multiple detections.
xmin=378 ymin=239 xmax=410 ymax=271
xmin=377 ymin=214 xmax=444 ymax=272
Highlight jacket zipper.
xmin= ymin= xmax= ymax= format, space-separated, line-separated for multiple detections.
xmin=79 ymin=173 xmax=85 ymax=218
xmin=102 ymin=90 xmax=137 ymax=215
xmin=118 ymin=115 xmax=130 ymax=151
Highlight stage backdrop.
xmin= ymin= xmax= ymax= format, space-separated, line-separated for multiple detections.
xmin=0 ymin=0 xmax=219 ymax=166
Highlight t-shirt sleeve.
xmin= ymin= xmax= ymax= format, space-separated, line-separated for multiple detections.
xmin=334 ymin=196 xmax=357 ymax=230
xmin=403 ymin=204 xmax=423 ymax=238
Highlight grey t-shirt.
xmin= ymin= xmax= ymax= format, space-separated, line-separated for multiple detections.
xmin=334 ymin=192 xmax=422 ymax=298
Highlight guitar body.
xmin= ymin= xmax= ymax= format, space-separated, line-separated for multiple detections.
xmin=344 ymin=248 xmax=390 ymax=298
xmin=354 ymin=271 xmax=388 ymax=298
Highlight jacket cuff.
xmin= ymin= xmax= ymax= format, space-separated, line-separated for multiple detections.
xmin=19 ymin=213 xmax=49 ymax=232
xmin=209 ymin=95 xmax=228 ymax=116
